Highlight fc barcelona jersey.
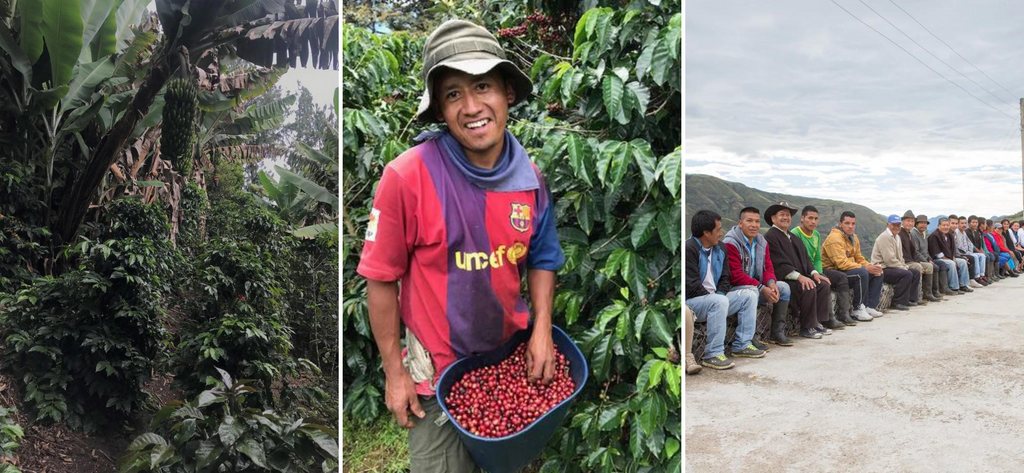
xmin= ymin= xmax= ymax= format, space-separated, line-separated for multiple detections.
xmin=357 ymin=138 xmax=564 ymax=395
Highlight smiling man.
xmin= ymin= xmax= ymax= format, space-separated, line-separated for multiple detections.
xmin=357 ymin=20 xmax=564 ymax=472
xmin=763 ymin=201 xmax=836 ymax=339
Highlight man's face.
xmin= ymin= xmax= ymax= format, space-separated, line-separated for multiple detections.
xmin=958 ymin=219 xmax=968 ymax=231
xmin=840 ymin=217 xmax=856 ymax=235
xmin=773 ymin=210 xmax=792 ymax=230
xmin=970 ymin=219 xmax=979 ymax=230
xmin=703 ymin=220 xmax=723 ymax=245
xmin=916 ymin=221 xmax=928 ymax=232
xmin=435 ymin=69 xmax=514 ymax=164
xmin=980 ymin=222 xmax=988 ymax=232
xmin=801 ymin=211 xmax=819 ymax=232
xmin=940 ymin=221 xmax=949 ymax=233
xmin=902 ymin=218 xmax=914 ymax=232
xmin=739 ymin=212 xmax=760 ymax=239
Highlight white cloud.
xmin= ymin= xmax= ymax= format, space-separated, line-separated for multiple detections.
xmin=688 ymin=0 xmax=1024 ymax=217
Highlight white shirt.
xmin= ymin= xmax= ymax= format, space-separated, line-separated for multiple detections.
xmin=702 ymin=246 xmax=717 ymax=294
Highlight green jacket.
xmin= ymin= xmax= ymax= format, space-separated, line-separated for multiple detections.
xmin=791 ymin=226 xmax=823 ymax=274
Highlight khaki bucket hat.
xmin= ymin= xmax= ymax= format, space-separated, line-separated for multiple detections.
xmin=415 ymin=19 xmax=533 ymax=123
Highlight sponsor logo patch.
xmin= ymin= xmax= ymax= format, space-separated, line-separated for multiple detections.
xmin=455 ymin=242 xmax=529 ymax=271
xmin=366 ymin=208 xmax=381 ymax=242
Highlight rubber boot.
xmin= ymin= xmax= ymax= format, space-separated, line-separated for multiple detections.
xmin=922 ymin=273 xmax=941 ymax=302
xmin=939 ymin=269 xmax=957 ymax=295
xmin=769 ymin=300 xmax=793 ymax=346
xmin=934 ymin=268 xmax=945 ymax=298
xmin=835 ymin=290 xmax=857 ymax=326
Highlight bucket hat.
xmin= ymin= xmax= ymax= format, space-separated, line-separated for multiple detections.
xmin=415 ymin=19 xmax=533 ymax=123
xmin=902 ymin=210 xmax=915 ymax=220
xmin=916 ymin=214 xmax=928 ymax=224
xmin=765 ymin=200 xmax=799 ymax=226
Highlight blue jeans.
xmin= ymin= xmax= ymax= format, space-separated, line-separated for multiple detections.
xmin=752 ymin=282 xmax=791 ymax=304
xmin=933 ymin=258 xmax=968 ymax=289
xmin=964 ymin=253 xmax=985 ymax=278
xmin=843 ymin=266 xmax=884 ymax=309
xmin=686 ymin=288 xmax=758 ymax=358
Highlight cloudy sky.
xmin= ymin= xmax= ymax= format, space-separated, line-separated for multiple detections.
xmin=686 ymin=0 xmax=1024 ymax=218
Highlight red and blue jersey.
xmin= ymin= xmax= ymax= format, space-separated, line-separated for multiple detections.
xmin=357 ymin=138 xmax=564 ymax=394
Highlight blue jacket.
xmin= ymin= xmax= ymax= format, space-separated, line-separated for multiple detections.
xmin=685 ymin=237 xmax=731 ymax=299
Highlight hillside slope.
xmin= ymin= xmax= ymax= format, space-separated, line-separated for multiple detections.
xmin=685 ymin=174 xmax=888 ymax=254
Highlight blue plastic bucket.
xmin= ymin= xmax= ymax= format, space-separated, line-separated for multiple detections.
xmin=435 ymin=325 xmax=588 ymax=473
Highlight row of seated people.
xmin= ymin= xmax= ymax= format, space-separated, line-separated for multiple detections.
xmin=683 ymin=201 xmax=1022 ymax=375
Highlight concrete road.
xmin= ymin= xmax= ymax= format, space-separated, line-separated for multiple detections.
xmin=685 ymin=276 xmax=1024 ymax=472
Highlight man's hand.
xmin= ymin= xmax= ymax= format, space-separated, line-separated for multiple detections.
xmin=867 ymin=264 xmax=883 ymax=276
xmin=384 ymin=369 xmax=426 ymax=429
xmin=760 ymin=284 xmax=779 ymax=303
xmin=797 ymin=274 xmax=815 ymax=291
xmin=814 ymin=273 xmax=830 ymax=285
xmin=526 ymin=329 xmax=555 ymax=384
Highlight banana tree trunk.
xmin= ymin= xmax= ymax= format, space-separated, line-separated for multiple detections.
xmin=54 ymin=48 xmax=172 ymax=244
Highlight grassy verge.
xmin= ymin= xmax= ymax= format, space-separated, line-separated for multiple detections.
xmin=343 ymin=415 xmax=409 ymax=473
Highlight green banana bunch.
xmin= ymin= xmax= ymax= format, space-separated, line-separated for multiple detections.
xmin=161 ymin=77 xmax=199 ymax=178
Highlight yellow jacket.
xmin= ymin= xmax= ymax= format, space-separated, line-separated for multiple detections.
xmin=822 ymin=227 xmax=869 ymax=271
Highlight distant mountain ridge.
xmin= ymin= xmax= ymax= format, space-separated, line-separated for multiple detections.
xmin=685 ymin=174 xmax=888 ymax=254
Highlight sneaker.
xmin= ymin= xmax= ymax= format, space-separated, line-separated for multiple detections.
xmin=701 ymin=354 xmax=735 ymax=370
xmin=799 ymin=328 xmax=823 ymax=339
xmin=865 ymin=307 xmax=883 ymax=317
xmin=732 ymin=344 xmax=766 ymax=358
xmin=892 ymin=304 xmax=910 ymax=311
xmin=852 ymin=308 xmax=873 ymax=321
xmin=751 ymin=339 xmax=770 ymax=352
xmin=814 ymin=324 xmax=834 ymax=335
xmin=962 ymin=286 xmax=974 ymax=292
xmin=969 ymin=280 xmax=983 ymax=288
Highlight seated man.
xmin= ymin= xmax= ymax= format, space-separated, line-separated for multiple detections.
xmin=870 ymin=215 xmax=920 ymax=311
xmin=822 ymin=211 xmax=885 ymax=319
xmin=966 ymin=215 xmax=997 ymax=284
xmin=762 ymin=201 xmax=835 ymax=339
xmin=928 ymin=218 xmax=972 ymax=295
xmin=685 ymin=210 xmax=764 ymax=370
xmin=954 ymin=217 xmax=986 ymax=288
xmin=792 ymin=205 xmax=861 ymax=324
xmin=900 ymin=211 xmax=940 ymax=302
xmin=909 ymin=213 xmax=947 ymax=300
xmin=722 ymin=207 xmax=792 ymax=348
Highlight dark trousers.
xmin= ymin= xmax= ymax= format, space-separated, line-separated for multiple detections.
xmin=783 ymin=278 xmax=831 ymax=329
xmin=844 ymin=266 xmax=885 ymax=309
xmin=822 ymin=269 xmax=849 ymax=293
xmin=882 ymin=267 xmax=917 ymax=306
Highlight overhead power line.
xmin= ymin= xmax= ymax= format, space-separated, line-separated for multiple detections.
xmin=857 ymin=0 xmax=1017 ymax=112
xmin=996 ymin=120 xmax=1017 ymax=152
xmin=888 ymin=0 xmax=1020 ymax=103
xmin=830 ymin=0 xmax=1016 ymax=121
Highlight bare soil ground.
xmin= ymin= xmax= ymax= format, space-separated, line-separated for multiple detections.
xmin=686 ymin=276 xmax=1024 ymax=472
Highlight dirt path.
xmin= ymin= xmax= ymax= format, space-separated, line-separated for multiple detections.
xmin=686 ymin=276 xmax=1024 ymax=472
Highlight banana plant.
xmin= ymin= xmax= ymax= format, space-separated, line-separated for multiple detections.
xmin=0 ymin=0 xmax=340 ymax=248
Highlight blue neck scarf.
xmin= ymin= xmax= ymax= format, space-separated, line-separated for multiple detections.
xmin=416 ymin=128 xmax=539 ymax=192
